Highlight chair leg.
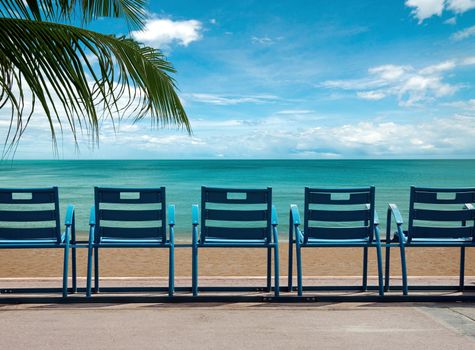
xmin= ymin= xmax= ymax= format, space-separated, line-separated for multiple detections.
xmin=169 ymin=245 xmax=175 ymax=297
xmin=399 ymin=244 xmax=408 ymax=295
xmin=267 ymin=247 xmax=272 ymax=292
xmin=362 ymin=246 xmax=368 ymax=291
xmin=288 ymin=236 xmax=293 ymax=292
xmin=376 ymin=244 xmax=384 ymax=296
xmin=296 ymin=245 xmax=303 ymax=296
xmin=62 ymin=244 xmax=69 ymax=298
xmin=86 ymin=243 xmax=93 ymax=298
xmin=71 ymin=219 xmax=77 ymax=294
xmin=460 ymin=246 xmax=465 ymax=292
xmin=384 ymin=244 xmax=391 ymax=292
xmin=192 ymin=246 xmax=198 ymax=296
xmin=72 ymin=246 xmax=77 ymax=293
xmin=94 ymin=246 xmax=99 ymax=293
xmin=274 ymin=245 xmax=280 ymax=297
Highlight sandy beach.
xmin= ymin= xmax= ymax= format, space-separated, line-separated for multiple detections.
xmin=0 ymin=241 xmax=473 ymax=278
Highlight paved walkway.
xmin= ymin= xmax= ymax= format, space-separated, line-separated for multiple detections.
xmin=1 ymin=277 xmax=475 ymax=349
xmin=1 ymin=303 xmax=475 ymax=349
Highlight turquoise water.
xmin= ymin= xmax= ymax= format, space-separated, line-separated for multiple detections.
xmin=1 ymin=160 xmax=474 ymax=239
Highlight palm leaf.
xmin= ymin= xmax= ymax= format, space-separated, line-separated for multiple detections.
xmin=0 ymin=17 xmax=190 ymax=155
xmin=0 ymin=0 xmax=146 ymax=27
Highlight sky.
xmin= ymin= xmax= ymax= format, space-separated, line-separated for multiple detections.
xmin=3 ymin=0 xmax=475 ymax=159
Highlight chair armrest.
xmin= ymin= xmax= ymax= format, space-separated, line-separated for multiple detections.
xmin=388 ymin=204 xmax=403 ymax=225
xmin=271 ymin=205 xmax=278 ymax=226
xmin=168 ymin=204 xmax=175 ymax=226
xmin=87 ymin=206 xmax=95 ymax=245
xmin=64 ymin=204 xmax=75 ymax=226
xmin=290 ymin=204 xmax=301 ymax=226
xmin=192 ymin=204 xmax=199 ymax=246
xmin=61 ymin=204 xmax=75 ymax=243
xmin=386 ymin=203 xmax=405 ymax=243
xmin=168 ymin=204 xmax=176 ymax=245
xmin=192 ymin=204 xmax=199 ymax=226
xmin=290 ymin=204 xmax=304 ymax=244
xmin=89 ymin=205 xmax=96 ymax=226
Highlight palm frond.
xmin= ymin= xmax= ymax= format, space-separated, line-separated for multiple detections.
xmin=0 ymin=0 xmax=146 ymax=27
xmin=0 ymin=17 xmax=190 ymax=156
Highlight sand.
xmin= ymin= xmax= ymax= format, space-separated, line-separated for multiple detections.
xmin=0 ymin=242 xmax=473 ymax=278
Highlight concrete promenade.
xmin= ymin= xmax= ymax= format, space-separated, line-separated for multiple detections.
xmin=1 ymin=277 xmax=475 ymax=349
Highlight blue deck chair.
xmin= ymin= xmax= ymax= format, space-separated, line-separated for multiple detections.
xmin=192 ymin=187 xmax=280 ymax=296
xmin=288 ymin=187 xmax=384 ymax=296
xmin=86 ymin=187 xmax=175 ymax=297
xmin=385 ymin=186 xmax=475 ymax=295
xmin=0 ymin=187 xmax=75 ymax=297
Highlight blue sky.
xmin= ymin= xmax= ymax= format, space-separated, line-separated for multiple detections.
xmin=3 ymin=0 xmax=475 ymax=158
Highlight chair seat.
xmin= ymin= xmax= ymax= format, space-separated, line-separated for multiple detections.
xmin=200 ymin=237 xmax=268 ymax=245
xmin=303 ymin=237 xmax=370 ymax=246
xmin=0 ymin=238 xmax=60 ymax=245
xmin=395 ymin=233 xmax=473 ymax=245
xmin=99 ymin=237 xmax=164 ymax=244
xmin=408 ymin=237 xmax=472 ymax=244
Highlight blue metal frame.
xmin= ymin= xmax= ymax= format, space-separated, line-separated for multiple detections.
xmin=385 ymin=186 xmax=475 ymax=295
xmin=192 ymin=186 xmax=280 ymax=296
xmin=288 ymin=187 xmax=384 ymax=296
xmin=0 ymin=187 xmax=75 ymax=297
xmin=86 ymin=187 xmax=175 ymax=297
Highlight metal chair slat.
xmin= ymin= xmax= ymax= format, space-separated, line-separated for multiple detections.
xmin=99 ymin=209 xmax=162 ymax=221
xmin=205 ymin=209 xmax=267 ymax=221
xmin=0 ymin=209 xmax=56 ymax=222
xmin=306 ymin=226 xmax=370 ymax=240
xmin=413 ymin=208 xmax=475 ymax=221
xmin=307 ymin=209 xmax=370 ymax=222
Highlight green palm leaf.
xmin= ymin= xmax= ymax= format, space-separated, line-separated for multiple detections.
xmin=1 ymin=0 xmax=146 ymax=27
xmin=0 ymin=16 xmax=190 ymax=155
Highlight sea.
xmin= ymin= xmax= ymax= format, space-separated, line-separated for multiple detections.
xmin=1 ymin=159 xmax=474 ymax=239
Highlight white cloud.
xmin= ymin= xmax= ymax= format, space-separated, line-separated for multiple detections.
xmin=405 ymin=0 xmax=445 ymax=23
xmin=276 ymin=109 xmax=314 ymax=114
xmin=357 ymin=91 xmax=386 ymax=100
xmin=444 ymin=16 xmax=457 ymax=24
xmin=251 ymin=36 xmax=275 ymax=45
xmin=462 ymin=56 xmax=475 ymax=65
xmin=419 ymin=60 xmax=456 ymax=74
xmin=142 ymin=115 xmax=475 ymax=158
xmin=368 ymin=65 xmax=409 ymax=80
xmin=398 ymin=75 xmax=456 ymax=105
xmin=451 ymin=25 xmax=475 ymax=40
xmin=4 ymin=104 xmax=475 ymax=158
xmin=443 ymin=99 xmax=475 ymax=110
xmin=186 ymin=93 xmax=279 ymax=105
xmin=406 ymin=0 xmax=475 ymax=23
xmin=131 ymin=17 xmax=202 ymax=48
xmin=446 ymin=0 xmax=475 ymax=13
xmin=319 ymin=78 xmax=384 ymax=90
xmin=320 ymin=59 xmax=464 ymax=106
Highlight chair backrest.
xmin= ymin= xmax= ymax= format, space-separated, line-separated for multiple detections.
xmin=94 ymin=187 xmax=166 ymax=243
xmin=408 ymin=186 xmax=475 ymax=242
xmin=0 ymin=187 xmax=61 ymax=242
xmin=303 ymin=187 xmax=375 ymax=243
xmin=200 ymin=187 xmax=272 ymax=243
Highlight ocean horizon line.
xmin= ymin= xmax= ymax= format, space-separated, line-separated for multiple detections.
xmin=4 ymin=158 xmax=475 ymax=161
